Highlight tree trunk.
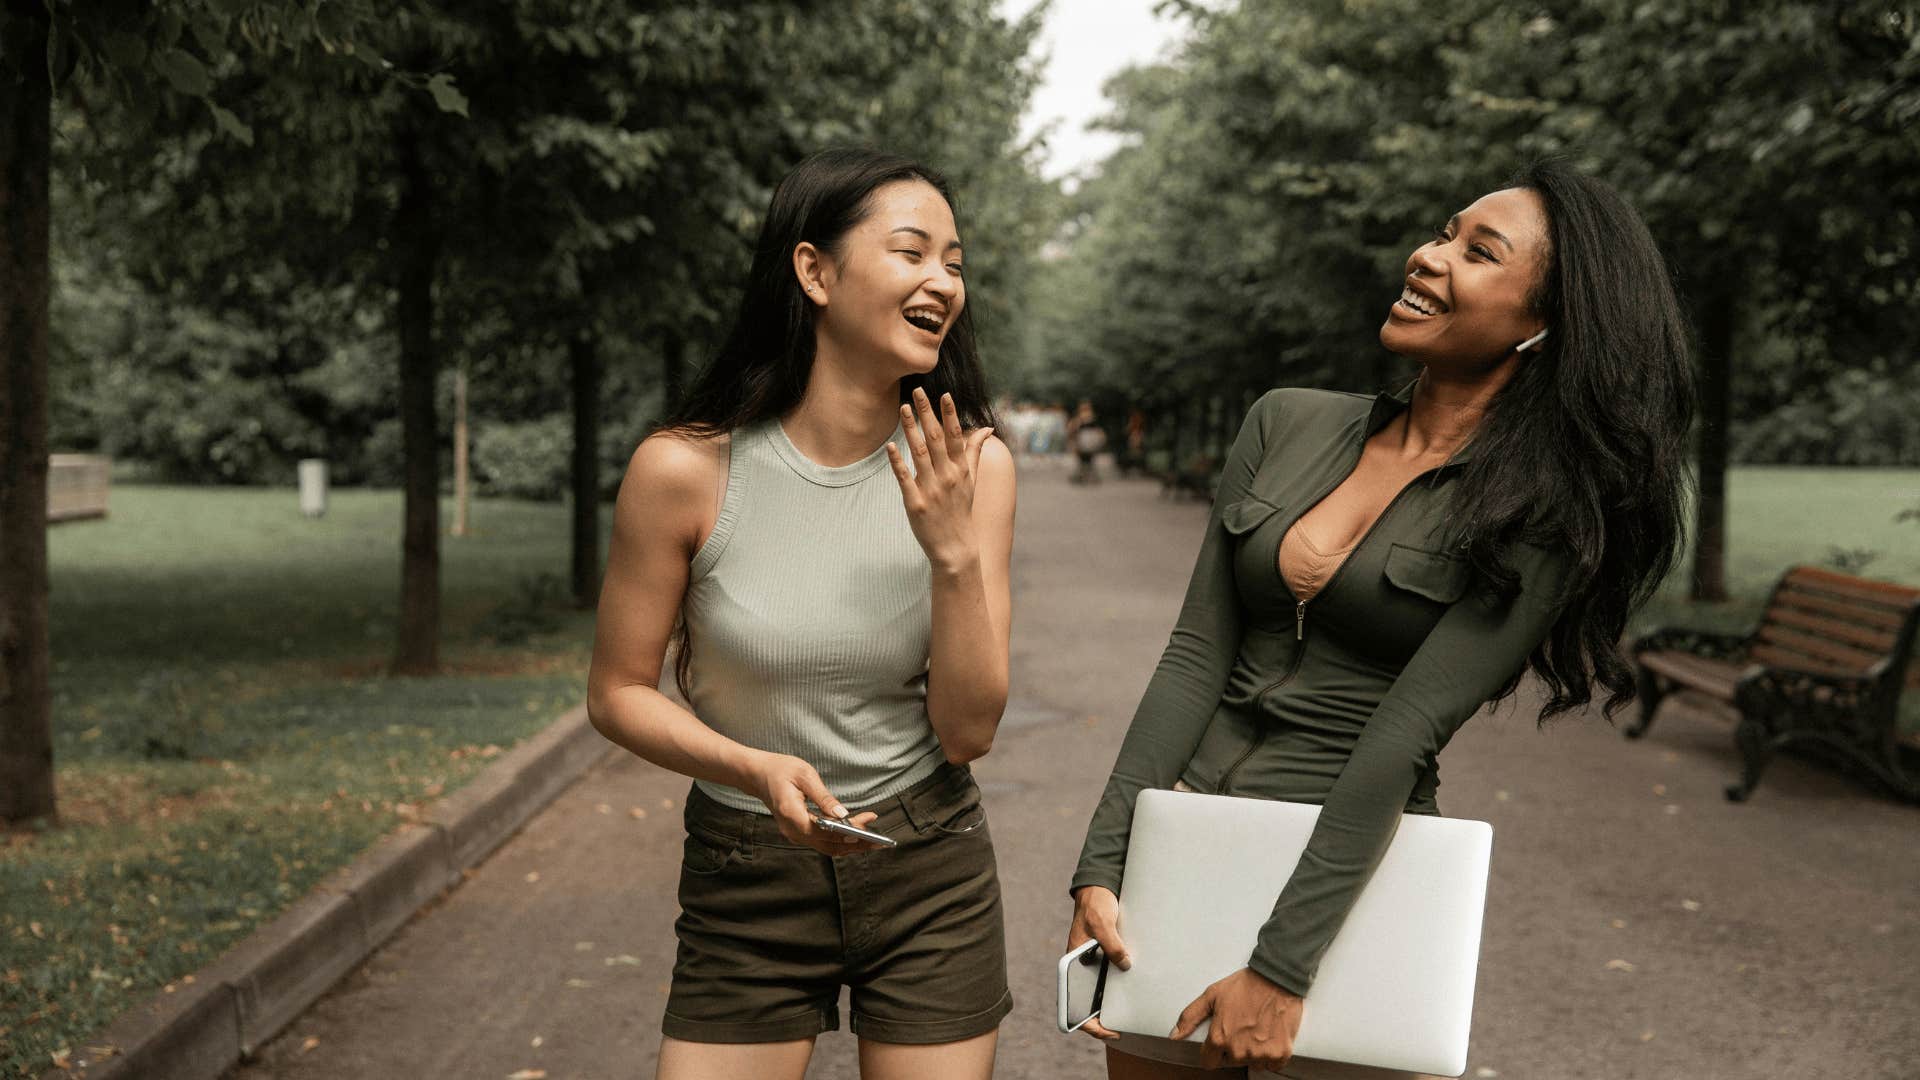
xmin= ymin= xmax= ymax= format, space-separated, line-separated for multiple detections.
xmin=1690 ymin=287 xmax=1735 ymax=603
xmin=1 ymin=2 xmax=55 ymax=824
xmin=451 ymin=363 xmax=469 ymax=538
xmin=391 ymin=130 xmax=441 ymax=674
xmin=570 ymin=332 xmax=601 ymax=610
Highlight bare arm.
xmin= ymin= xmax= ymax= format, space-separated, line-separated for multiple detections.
xmin=888 ymin=389 xmax=1016 ymax=764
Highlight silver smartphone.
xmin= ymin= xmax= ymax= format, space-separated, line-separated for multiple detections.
xmin=1056 ymin=938 xmax=1108 ymax=1033
xmin=812 ymin=815 xmax=897 ymax=847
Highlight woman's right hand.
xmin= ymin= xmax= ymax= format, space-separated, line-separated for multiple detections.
xmin=746 ymin=752 xmax=884 ymax=857
xmin=1068 ymin=884 xmax=1132 ymax=1042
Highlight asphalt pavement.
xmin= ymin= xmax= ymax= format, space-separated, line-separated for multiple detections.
xmin=228 ymin=455 xmax=1920 ymax=1080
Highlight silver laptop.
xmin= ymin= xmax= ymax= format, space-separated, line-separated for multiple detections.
xmin=1095 ymin=787 xmax=1492 ymax=1077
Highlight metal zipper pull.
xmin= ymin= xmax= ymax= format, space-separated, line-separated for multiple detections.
xmin=1296 ymin=599 xmax=1307 ymax=641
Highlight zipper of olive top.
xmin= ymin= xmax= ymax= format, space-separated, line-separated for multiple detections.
xmin=1212 ymin=422 xmax=1367 ymax=797
xmin=1289 ymin=455 xmax=1458 ymax=642
xmin=1218 ymin=453 xmax=1456 ymax=796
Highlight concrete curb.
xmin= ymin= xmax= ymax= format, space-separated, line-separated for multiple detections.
xmin=49 ymin=704 xmax=616 ymax=1079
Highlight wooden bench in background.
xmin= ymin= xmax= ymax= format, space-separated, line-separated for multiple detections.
xmin=1627 ymin=565 xmax=1920 ymax=802
xmin=48 ymin=454 xmax=111 ymax=523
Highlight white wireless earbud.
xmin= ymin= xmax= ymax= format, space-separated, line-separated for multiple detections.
xmin=1515 ymin=327 xmax=1550 ymax=353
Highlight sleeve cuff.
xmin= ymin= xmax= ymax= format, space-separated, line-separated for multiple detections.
xmin=1069 ymin=868 xmax=1123 ymax=901
xmin=1247 ymin=951 xmax=1311 ymax=999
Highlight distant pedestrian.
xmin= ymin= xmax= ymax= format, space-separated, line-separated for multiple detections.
xmin=1068 ymin=400 xmax=1105 ymax=484
xmin=588 ymin=147 xmax=1016 ymax=1080
xmin=1066 ymin=162 xmax=1695 ymax=1077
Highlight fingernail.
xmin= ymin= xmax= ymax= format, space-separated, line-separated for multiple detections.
xmin=829 ymin=805 xmax=849 ymax=819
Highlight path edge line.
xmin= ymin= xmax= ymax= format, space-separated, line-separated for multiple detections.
xmin=48 ymin=703 xmax=615 ymax=1080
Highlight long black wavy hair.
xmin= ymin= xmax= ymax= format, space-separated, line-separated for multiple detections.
xmin=662 ymin=146 xmax=999 ymax=694
xmin=1445 ymin=161 xmax=1696 ymax=724
xmin=661 ymin=146 xmax=998 ymax=436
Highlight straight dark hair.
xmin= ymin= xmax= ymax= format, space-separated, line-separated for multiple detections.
xmin=661 ymin=145 xmax=997 ymax=436
xmin=661 ymin=146 xmax=998 ymax=693
xmin=1446 ymin=160 xmax=1697 ymax=723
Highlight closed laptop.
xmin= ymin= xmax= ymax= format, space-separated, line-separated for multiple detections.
xmin=1098 ymin=787 xmax=1493 ymax=1077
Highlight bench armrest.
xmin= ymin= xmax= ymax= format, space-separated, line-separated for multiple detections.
xmin=1631 ymin=625 xmax=1750 ymax=661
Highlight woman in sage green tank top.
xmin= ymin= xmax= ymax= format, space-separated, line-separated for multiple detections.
xmin=586 ymin=149 xmax=1016 ymax=1080
xmin=1068 ymin=164 xmax=1696 ymax=1078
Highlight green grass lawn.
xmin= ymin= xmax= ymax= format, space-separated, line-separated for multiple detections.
xmin=3 ymin=486 xmax=603 ymax=1076
xmin=1632 ymin=466 xmax=1920 ymax=636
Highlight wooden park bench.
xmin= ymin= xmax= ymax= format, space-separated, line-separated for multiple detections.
xmin=1627 ymin=565 xmax=1920 ymax=802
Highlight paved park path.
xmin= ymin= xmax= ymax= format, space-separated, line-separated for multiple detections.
xmin=231 ymin=457 xmax=1919 ymax=1080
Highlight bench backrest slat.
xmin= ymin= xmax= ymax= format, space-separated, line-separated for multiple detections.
xmin=1780 ymin=566 xmax=1920 ymax=611
xmin=1770 ymin=588 xmax=1908 ymax=634
xmin=1749 ymin=566 xmax=1920 ymax=683
xmin=1766 ymin=605 xmax=1899 ymax=654
xmin=1752 ymin=624 xmax=1885 ymax=675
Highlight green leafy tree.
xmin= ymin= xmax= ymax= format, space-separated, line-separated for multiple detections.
xmin=2 ymin=0 xmax=460 ymax=823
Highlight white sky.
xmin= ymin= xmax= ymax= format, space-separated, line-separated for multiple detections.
xmin=1000 ymin=0 xmax=1189 ymax=183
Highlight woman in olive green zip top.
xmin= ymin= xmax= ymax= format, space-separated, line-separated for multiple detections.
xmin=1067 ymin=163 xmax=1695 ymax=1079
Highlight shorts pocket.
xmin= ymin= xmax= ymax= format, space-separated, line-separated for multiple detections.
xmin=935 ymin=800 xmax=987 ymax=835
xmin=681 ymin=829 xmax=742 ymax=875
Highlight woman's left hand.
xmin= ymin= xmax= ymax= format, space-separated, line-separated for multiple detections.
xmin=1169 ymin=966 xmax=1305 ymax=1072
xmin=887 ymin=388 xmax=994 ymax=572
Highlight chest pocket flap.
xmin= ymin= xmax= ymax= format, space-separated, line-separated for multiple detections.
xmin=1221 ymin=496 xmax=1283 ymax=536
xmin=1384 ymin=542 xmax=1471 ymax=604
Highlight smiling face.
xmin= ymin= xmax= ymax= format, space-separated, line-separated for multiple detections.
xmin=798 ymin=179 xmax=965 ymax=379
xmin=1379 ymin=186 xmax=1550 ymax=367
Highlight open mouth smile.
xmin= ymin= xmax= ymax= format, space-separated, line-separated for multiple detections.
xmin=1395 ymin=286 xmax=1447 ymax=317
xmin=903 ymin=305 xmax=946 ymax=338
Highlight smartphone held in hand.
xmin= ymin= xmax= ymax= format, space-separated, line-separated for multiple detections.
xmin=813 ymin=814 xmax=898 ymax=847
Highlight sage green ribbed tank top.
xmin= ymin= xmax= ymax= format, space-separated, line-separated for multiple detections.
xmin=681 ymin=418 xmax=943 ymax=813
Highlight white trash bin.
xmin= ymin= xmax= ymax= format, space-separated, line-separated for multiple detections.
xmin=298 ymin=458 xmax=329 ymax=518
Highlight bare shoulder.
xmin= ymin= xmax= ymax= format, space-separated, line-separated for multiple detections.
xmin=622 ymin=428 xmax=728 ymax=500
xmin=615 ymin=429 xmax=730 ymax=553
xmin=978 ymin=432 xmax=1015 ymax=485
xmin=974 ymin=432 xmax=1017 ymax=524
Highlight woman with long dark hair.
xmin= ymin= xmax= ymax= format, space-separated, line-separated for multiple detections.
xmin=587 ymin=147 xmax=1016 ymax=1080
xmin=1067 ymin=162 xmax=1695 ymax=1078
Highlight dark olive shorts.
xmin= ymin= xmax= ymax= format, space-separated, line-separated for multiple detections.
xmin=661 ymin=762 xmax=1013 ymax=1045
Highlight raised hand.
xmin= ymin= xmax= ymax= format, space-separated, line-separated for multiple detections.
xmin=885 ymin=388 xmax=994 ymax=572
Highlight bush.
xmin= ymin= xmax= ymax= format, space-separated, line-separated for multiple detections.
xmin=1734 ymin=369 xmax=1920 ymax=467
xmin=473 ymin=415 xmax=572 ymax=500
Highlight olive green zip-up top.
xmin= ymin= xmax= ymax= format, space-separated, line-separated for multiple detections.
xmin=1072 ymin=381 xmax=1573 ymax=998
